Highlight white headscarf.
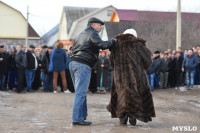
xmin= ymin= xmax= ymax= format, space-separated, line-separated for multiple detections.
xmin=123 ymin=29 xmax=137 ymax=37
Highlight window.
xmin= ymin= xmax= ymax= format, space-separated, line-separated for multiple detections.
xmin=107 ymin=10 xmax=113 ymax=16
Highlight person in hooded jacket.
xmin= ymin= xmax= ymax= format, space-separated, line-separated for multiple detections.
xmin=53 ymin=42 xmax=71 ymax=94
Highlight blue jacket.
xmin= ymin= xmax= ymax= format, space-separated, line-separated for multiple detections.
xmin=53 ymin=48 xmax=67 ymax=71
xmin=182 ymin=54 xmax=198 ymax=71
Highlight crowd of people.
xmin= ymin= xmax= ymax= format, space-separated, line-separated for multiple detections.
xmin=0 ymin=43 xmax=114 ymax=94
xmin=0 ymin=43 xmax=200 ymax=94
xmin=0 ymin=43 xmax=73 ymax=93
xmin=147 ymin=47 xmax=200 ymax=91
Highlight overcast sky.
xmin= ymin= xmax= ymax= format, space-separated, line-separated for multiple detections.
xmin=1 ymin=0 xmax=200 ymax=36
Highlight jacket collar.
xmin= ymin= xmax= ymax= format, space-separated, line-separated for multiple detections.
xmin=86 ymin=25 xmax=98 ymax=33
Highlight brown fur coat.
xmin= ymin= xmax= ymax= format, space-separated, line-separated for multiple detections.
xmin=107 ymin=34 xmax=156 ymax=122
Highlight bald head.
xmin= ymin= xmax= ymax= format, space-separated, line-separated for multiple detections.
xmin=188 ymin=50 xmax=193 ymax=57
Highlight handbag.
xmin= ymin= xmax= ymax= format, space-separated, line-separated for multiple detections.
xmin=48 ymin=49 xmax=55 ymax=72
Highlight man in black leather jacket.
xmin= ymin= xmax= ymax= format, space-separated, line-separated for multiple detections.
xmin=69 ymin=17 xmax=116 ymax=126
xmin=15 ymin=45 xmax=27 ymax=93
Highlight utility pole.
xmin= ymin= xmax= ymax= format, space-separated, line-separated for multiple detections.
xmin=26 ymin=5 xmax=29 ymax=51
xmin=176 ymin=0 xmax=181 ymax=50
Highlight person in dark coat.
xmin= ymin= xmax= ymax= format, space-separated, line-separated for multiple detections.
xmin=107 ymin=29 xmax=155 ymax=126
xmin=175 ymin=52 xmax=184 ymax=87
xmin=41 ymin=46 xmax=53 ymax=92
xmin=94 ymin=50 xmax=110 ymax=94
xmin=196 ymin=51 xmax=200 ymax=85
xmin=32 ymin=49 xmax=42 ymax=90
xmin=3 ymin=46 xmax=10 ymax=90
xmin=15 ymin=45 xmax=27 ymax=93
xmin=8 ymin=46 xmax=18 ymax=90
xmin=89 ymin=68 xmax=97 ymax=93
xmin=147 ymin=55 xmax=158 ymax=91
xmin=0 ymin=45 xmax=7 ymax=91
xmin=53 ymin=42 xmax=71 ymax=94
xmin=153 ymin=51 xmax=162 ymax=89
xmin=160 ymin=53 xmax=171 ymax=89
xmin=25 ymin=45 xmax=38 ymax=92
xmin=168 ymin=54 xmax=177 ymax=88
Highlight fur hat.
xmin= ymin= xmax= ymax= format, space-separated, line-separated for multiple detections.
xmin=123 ymin=29 xmax=137 ymax=37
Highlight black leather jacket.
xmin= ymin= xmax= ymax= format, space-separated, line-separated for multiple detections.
xmin=41 ymin=51 xmax=49 ymax=74
xmin=70 ymin=26 xmax=115 ymax=68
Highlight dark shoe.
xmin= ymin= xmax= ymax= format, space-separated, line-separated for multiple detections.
xmin=129 ymin=117 xmax=136 ymax=126
xmin=73 ymin=121 xmax=92 ymax=126
xmin=119 ymin=114 xmax=128 ymax=124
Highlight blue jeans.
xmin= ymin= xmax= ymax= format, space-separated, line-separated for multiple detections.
xmin=25 ymin=70 xmax=36 ymax=91
xmin=40 ymin=72 xmax=44 ymax=81
xmin=69 ymin=61 xmax=92 ymax=122
xmin=147 ymin=73 xmax=155 ymax=91
xmin=8 ymin=70 xmax=18 ymax=89
xmin=0 ymin=74 xmax=5 ymax=91
xmin=186 ymin=70 xmax=195 ymax=87
xmin=155 ymin=73 xmax=160 ymax=89
xmin=43 ymin=73 xmax=53 ymax=92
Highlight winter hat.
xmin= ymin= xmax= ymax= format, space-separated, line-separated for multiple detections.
xmin=88 ymin=17 xmax=104 ymax=25
xmin=154 ymin=51 xmax=160 ymax=54
xmin=123 ymin=29 xmax=137 ymax=37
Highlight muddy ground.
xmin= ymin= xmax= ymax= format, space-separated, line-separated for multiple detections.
xmin=0 ymin=86 xmax=199 ymax=133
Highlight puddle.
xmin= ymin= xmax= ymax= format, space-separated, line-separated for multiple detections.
xmin=106 ymin=123 xmax=119 ymax=127
xmin=34 ymin=122 xmax=47 ymax=126
xmin=189 ymin=101 xmax=200 ymax=107
xmin=178 ymin=99 xmax=187 ymax=103
xmin=179 ymin=87 xmax=188 ymax=92
xmin=178 ymin=99 xmax=200 ymax=108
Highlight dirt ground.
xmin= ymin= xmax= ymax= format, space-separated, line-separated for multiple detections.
xmin=0 ymin=86 xmax=199 ymax=133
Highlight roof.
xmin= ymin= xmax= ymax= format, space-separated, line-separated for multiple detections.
xmin=28 ymin=24 xmax=40 ymax=38
xmin=68 ymin=5 xmax=116 ymax=40
xmin=39 ymin=24 xmax=59 ymax=45
xmin=63 ymin=6 xmax=97 ymax=33
xmin=112 ymin=9 xmax=200 ymax=22
xmin=0 ymin=1 xmax=40 ymax=38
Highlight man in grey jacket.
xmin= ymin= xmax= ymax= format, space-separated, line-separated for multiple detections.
xmin=15 ymin=45 xmax=27 ymax=93
xmin=69 ymin=17 xmax=116 ymax=126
